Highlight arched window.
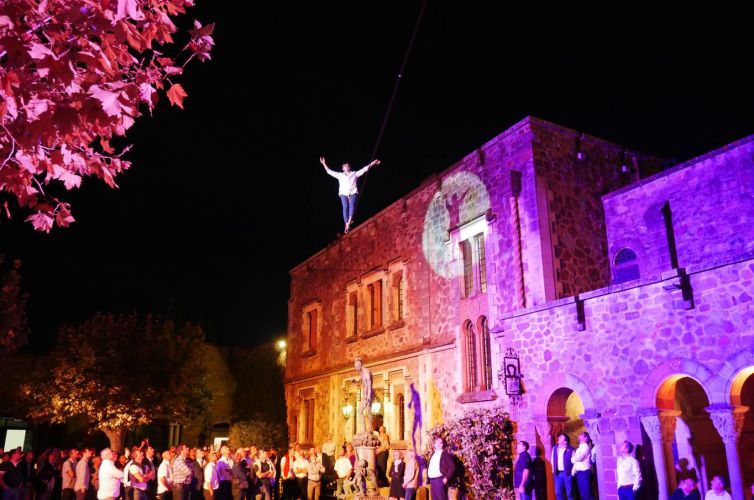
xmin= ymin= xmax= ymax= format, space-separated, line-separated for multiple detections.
xmin=397 ymin=393 xmax=405 ymax=441
xmin=613 ymin=248 xmax=640 ymax=284
xmin=479 ymin=317 xmax=492 ymax=390
xmin=464 ymin=320 xmax=477 ymax=392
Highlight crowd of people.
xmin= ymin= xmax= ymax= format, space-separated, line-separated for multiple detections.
xmin=511 ymin=432 xmax=749 ymax=500
xmin=4 ymin=433 xmax=750 ymax=500
xmin=0 ymin=442 xmax=283 ymax=500
xmin=0 ymin=432 xmax=418 ymax=500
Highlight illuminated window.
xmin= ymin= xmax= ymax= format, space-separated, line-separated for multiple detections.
xmin=463 ymin=320 xmax=477 ymax=392
xmin=461 ymin=240 xmax=474 ymax=297
xmin=367 ymin=280 xmax=383 ymax=330
xmin=476 ymin=234 xmax=487 ymax=294
xmin=613 ymin=248 xmax=640 ymax=284
xmin=479 ymin=317 xmax=492 ymax=390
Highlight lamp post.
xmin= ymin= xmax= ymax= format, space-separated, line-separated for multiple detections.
xmin=341 ymin=395 xmax=354 ymax=419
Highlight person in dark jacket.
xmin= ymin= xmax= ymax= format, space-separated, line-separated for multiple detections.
xmin=550 ymin=434 xmax=574 ymax=500
xmin=427 ymin=437 xmax=456 ymax=500
xmin=387 ymin=451 xmax=405 ymax=500
xmin=671 ymin=478 xmax=701 ymax=500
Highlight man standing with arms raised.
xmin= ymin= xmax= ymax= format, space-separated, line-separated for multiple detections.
xmin=318 ymin=157 xmax=380 ymax=234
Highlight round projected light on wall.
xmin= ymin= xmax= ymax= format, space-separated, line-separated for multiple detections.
xmin=422 ymin=171 xmax=490 ymax=279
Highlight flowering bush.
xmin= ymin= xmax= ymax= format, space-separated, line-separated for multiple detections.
xmin=425 ymin=406 xmax=515 ymax=500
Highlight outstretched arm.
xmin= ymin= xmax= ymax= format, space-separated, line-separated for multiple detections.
xmin=320 ymin=156 xmax=338 ymax=178
xmin=355 ymin=159 xmax=380 ymax=177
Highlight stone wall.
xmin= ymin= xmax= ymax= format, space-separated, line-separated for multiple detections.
xmin=604 ymin=135 xmax=754 ymax=280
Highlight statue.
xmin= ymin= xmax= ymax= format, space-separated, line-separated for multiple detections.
xmin=343 ymin=459 xmax=378 ymax=498
xmin=355 ymin=357 xmax=374 ymax=434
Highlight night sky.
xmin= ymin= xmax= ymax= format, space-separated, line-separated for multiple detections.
xmin=2 ymin=3 xmax=753 ymax=350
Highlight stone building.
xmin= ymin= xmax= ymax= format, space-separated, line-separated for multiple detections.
xmin=284 ymin=116 xmax=754 ymax=500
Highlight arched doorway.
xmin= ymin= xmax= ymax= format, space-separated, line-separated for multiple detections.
xmin=534 ymin=388 xmax=591 ymax=500
xmin=656 ymin=375 xmax=726 ymax=497
xmin=548 ymin=387 xmax=586 ymax=445
xmin=731 ymin=367 xmax=754 ymax=500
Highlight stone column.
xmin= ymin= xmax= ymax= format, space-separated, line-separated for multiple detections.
xmin=583 ymin=411 xmax=607 ymax=500
xmin=532 ymin=416 xmax=554 ymax=465
xmin=659 ymin=410 xmax=680 ymax=492
xmin=639 ymin=409 xmax=671 ymax=500
xmin=706 ymin=404 xmax=748 ymax=500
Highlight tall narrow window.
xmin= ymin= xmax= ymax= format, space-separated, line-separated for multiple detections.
xmin=398 ymin=276 xmax=404 ymax=320
xmin=307 ymin=309 xmax=317 ymax=352
xmin=479 ymin=317 xmax=492 ymax=390
xmin=368 ymin=280 xmax=382 ymax=329
xmin=613 ymin=248 xmax=640 ymax=284
xmin=461 ymin=240 xmax=474 ymax=297
xmin=476 ymin=234 xmax=487 ymax=293
xmin=464 ymin=320 xmax=477 ymax=392
xmin=397 ymin=393 xmax=405 ymax=441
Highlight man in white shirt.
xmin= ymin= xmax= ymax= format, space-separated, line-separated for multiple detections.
xmin=97 ymin=449 xmax=124 ymax=500
xmin=203 ymin=453 xmax=219 ymax=500
xmin=319 ymin=156 xmax=380 ymax=233
xmin=427 ymin=437 xmax=456 ymax=500
xmin=157 ymin=451 xmax=173 ymax=500
xmin=320 ymin=435 xmax=336 ymax=459
xmin=333 ymin=448 xmax=352 ymax=499
xmin=616 ymin=441 xmax=641 ymax=500
xmin=62 ymin=449 xmax=79 ymax=500
xmin=74 ymin=448 xmax=93 ymax=500
xmin=571 ymin=432 xmax=593 ymax=500
xmin=292 ymin=452 xmax=308 ymax=500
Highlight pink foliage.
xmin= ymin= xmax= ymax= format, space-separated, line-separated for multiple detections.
xmin=0 ymin=0 xmax=214 ymax=231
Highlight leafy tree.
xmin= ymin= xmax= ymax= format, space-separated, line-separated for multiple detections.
xmin=231 ymin=341 xmax=286 ymax=424
xmin=425 ymin=406 xmax=515 ymax=500
xmin=22 ymin=312 xmax=211 ymax=451
xmin=0 ymin=254 xmax=29 ymax=354
xmin=0 ymin=0 xmax=214 ymax=231
xmin=229 ymin=415 xmax=287 ymax=451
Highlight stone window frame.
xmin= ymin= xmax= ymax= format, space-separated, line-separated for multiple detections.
xmin=462 ymin=319 xmax=478 ymax=392
xmin=457 ymin=315 xmax=497 ymax=403
xmin=478 ymin=316 xmax=493 ymax=391
xmin=612 ymin=246 xmax=641 ymax=284
xmin=456 ymin=216 xmax=490 ymax=300
xmin=297 ymin=387 xmax=316 ymax=445
xmin=361 ymin=270 xmax=387 ymax=338
xmin=301 ymin=300 xmax=322 ymax=357
xmin=388 ymin=259 xmax=408 ymax=330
